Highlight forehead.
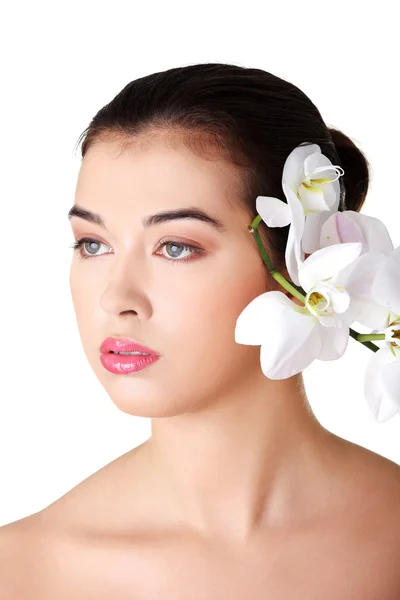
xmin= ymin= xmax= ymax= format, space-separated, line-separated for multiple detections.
xmin=75 ymin=137 xmax=243 ymax=213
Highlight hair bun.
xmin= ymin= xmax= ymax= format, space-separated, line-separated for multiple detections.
xmin=328 ymin=127 xmax=370 ymax=213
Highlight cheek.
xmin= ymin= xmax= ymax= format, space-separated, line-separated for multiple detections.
xmin=69 ymin=265 xmax=99 ymax=321
xmin=203 ymin=252 xmax=269 ymax=325
xmin=163 ymin=257 xmax=269 ymax=351
xmin=69 ymin=266 xmax=80 ymax=307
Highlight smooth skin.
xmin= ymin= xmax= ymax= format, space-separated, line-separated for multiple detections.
xmin=1 ymin=133 xmax=400 ymax=599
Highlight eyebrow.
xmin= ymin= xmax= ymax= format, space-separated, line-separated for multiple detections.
xmin=67 ymin=204 xmax=227 ymax=233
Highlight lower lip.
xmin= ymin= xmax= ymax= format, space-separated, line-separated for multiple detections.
xmin=100 ymin=352 xmax=160 ymax=374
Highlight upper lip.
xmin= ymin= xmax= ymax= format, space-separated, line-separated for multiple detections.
xmin=100 ymin=337 xmax=160 ymax=356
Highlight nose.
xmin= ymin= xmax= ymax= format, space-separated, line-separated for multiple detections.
xmin=99 ymin=250 xmax=152 ymax=319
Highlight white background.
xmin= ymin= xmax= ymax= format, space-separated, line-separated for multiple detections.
xmin=0 ymin=1 xmax=399 ymax=527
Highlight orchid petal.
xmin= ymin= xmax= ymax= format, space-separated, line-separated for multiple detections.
xmin=303 ymin=154 xmax=342 ymax=213
xmin=282 ymin=184 xmax=306 ymax=286
xmin=298 ymin=184 xmax=330 ymax=212
xmin=297 ymin=152 xmax=340 ymax=213
xmin=381 ymin=349 xmax=400 ymax=408
xmin=320 ymin=212 xmax=366 ymax=249
xmin=365 ymin=346 xmax=400 ymax=422
xmin=300 ymin=180 xmax=341 ymax=255
xmin=316 ymin=323 xmax=350 ymax=361
xmin=258 ymin=311 xmax=322 ymax=379
xmin=338 ymin=301 xmax=360 ymax=328
xmin=234 ymin=290 xmax=306 ymax=346
xmin=334 ymin=250 xmax=382 ymax=289
xmin=277 ymin=143 xmax=342 ymax=284
xmin=235 ymin=288 xmax=322 ymax=380
xmin=372 ymin=246 xmax=400 ymax=316
xmin=298 ymin=242 xmax=363 ymax=292
xmin=333 ymin=250 xmax=390 ymax=329
xmin=256 ymin=195 xmax=292 ymax=228
xmin=326 ymin=285 xmax=351 ymax=314
xmin=322 ymin=211 xmax=394 ymax=255
xmin=303 ymin=153 xmax=342 ymax=198
xmin=284 ymin=222 xmax=301 ymax=287
xmin=303 ymin=151 xmax=332 ymax=178
xmin=282 ymin=143 xmax=321 ymax=188
xmin=301 ymin=212 xmax=326 ymax=254
xmin=349 ymin=297 xmax=391 ymax=331
xmin=351 ymin=213 xmax=394 ymax=255
xmin=313 ymin=168 xmax=341 ymax=212
xmin=317 ymin=314 xmax=340 ymax=327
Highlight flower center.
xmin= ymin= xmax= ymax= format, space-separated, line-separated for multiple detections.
xmin=305 ymin=290 xmax=329 ymax=317
xmin=303 ymin=176 xmax=331 ymax=189
xmin=297 ymin=165 xmax=344 ymax=214
xmin=387 ymin=317 xmax=400 ymax=348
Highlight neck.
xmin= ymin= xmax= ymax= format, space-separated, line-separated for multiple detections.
xmin=145 ymin=370 xmax=339 ymax=544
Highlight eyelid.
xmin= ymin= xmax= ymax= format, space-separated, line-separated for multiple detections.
xmin=73 ymin=232 xmax=112 ymax=247
xmin=72 ymin=235 xmax=205 ymax=260
xmin=74 ymin=234 xmax=202 ymax=251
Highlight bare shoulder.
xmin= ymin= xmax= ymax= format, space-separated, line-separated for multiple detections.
xmin=1 ymin=439 xmax=399 ymax=599
xmin=342 ymin=435 xmax=400 ymax=497
xmin=332 ymin=434 xmax=400 ymax=542
xmin=343 ymin=439 xmax=400 ymax=593
xmin=0 ymin=508 xmax=109 ymax=599
xmin=0 ymin=513 xmax=45 ymax=598
xmin=330 ymin=431 xmax=400 ymax=493
xmin=0 ymin=446 xmax=152 ymax=598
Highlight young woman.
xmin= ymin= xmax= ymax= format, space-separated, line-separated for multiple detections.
xmin=1 ymin=62 xmax=400 ymax=599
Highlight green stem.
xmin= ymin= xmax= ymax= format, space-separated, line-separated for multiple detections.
xmin=249 ymin=216 xmax=306 ymax=303
xmin=248 ymin=214 xmax=381 ymax=353
xmin=355 ymin=333 xmax=386 ymax=342
xmin=349 ymin=330 xmax=381 ymax=352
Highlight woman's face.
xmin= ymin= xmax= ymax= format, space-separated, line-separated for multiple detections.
xmin=69 ymin=137 xmax=275 ymax=417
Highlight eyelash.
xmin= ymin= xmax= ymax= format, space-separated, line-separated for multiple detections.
xmin=69 ymin=237 xmax=203 ymax=264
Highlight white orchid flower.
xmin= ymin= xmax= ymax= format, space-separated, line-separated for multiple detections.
xmin=255 ymin=143 xmax=343 ymax=286
xmin=371 ymin=246 xmax=400 ymax=317
xmin=318 ymin=214 xmax=400 ymax=420
xmin=363 ymin=247 xmax=400 ymax=421
xmin=234 ymin=242 xmax=363 ymax=380
xmin=320 ymin=244 xmax=400 ymax=418
xmin=320 ymin=210 xmax=394 ymax=256
xmin=319 ymin=212 xmax=398 ymax=331
xmin=365 ymin=311 xmax=400 ymax=422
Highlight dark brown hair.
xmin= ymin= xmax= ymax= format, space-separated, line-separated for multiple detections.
xmin=74 ymin=62 xmax=370 ymax=275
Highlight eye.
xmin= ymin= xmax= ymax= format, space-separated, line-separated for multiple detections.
xmin=155 ymin=240 xmax=203 ymax=263
xmin=69 ymin=238 xmax=110 ymax=260
xmin=69 ymin=237 xmax=204 ymax=264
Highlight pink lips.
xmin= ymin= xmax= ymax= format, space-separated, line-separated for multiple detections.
xmin=100 ymin=337 xmax=160 ymax=356
xmin=100 ymin=352 xmax=159 ymax=374
xmin=99 ymin=337 xmax=160 ymax=375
